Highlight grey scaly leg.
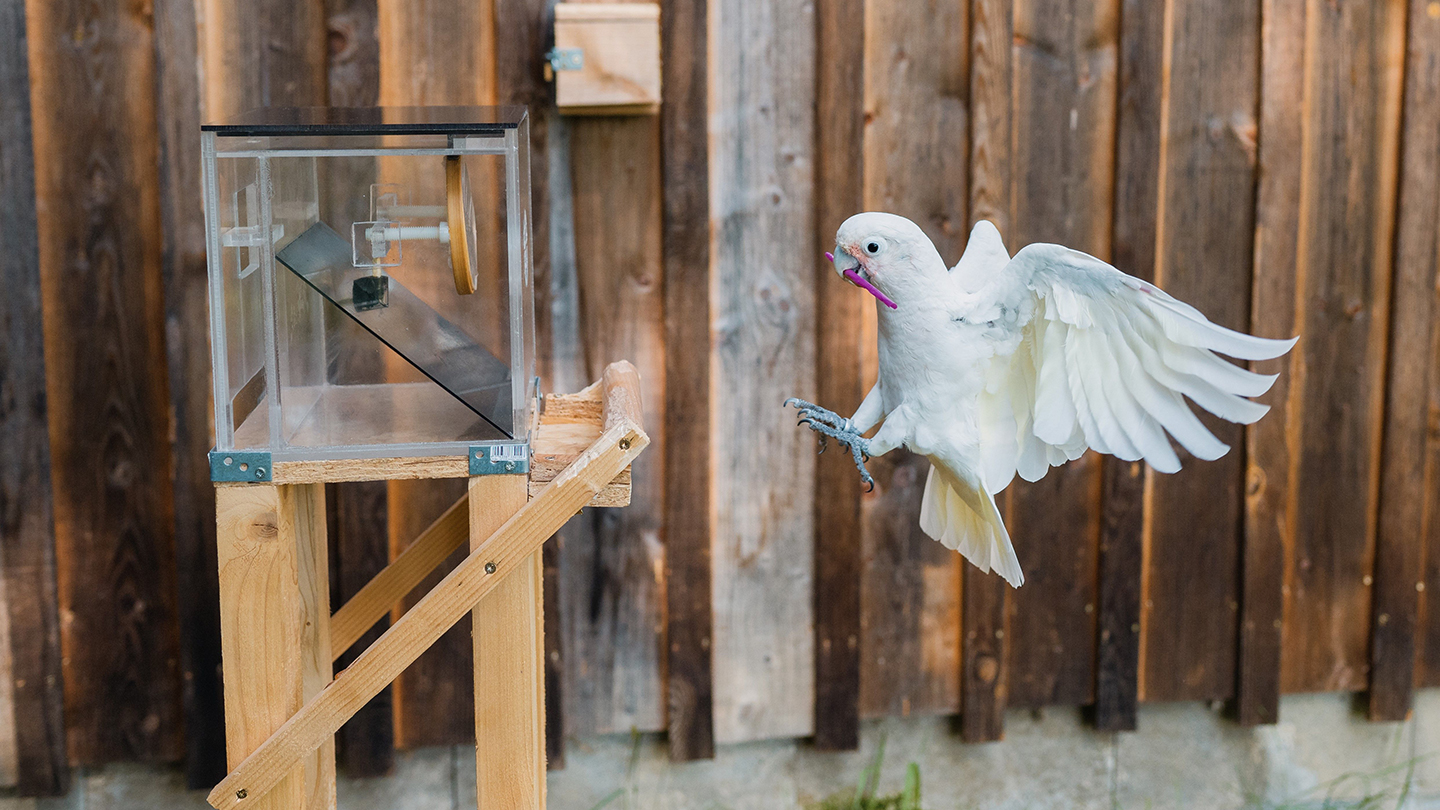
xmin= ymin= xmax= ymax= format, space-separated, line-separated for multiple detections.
xmin=783 ymin=398 xmax=876 ymax=491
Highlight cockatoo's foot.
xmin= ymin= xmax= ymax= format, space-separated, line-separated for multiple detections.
xmin=783 ymin=398 xmax=875 ymax=492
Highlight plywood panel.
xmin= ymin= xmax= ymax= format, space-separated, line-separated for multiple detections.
xmin=27 ymin=0 xmax=184 ymax=764
xmin=711 ymin=0 xmax=818 ymax=744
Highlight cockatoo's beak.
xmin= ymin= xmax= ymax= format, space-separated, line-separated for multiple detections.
xmin=826 ymin=247 xmax=898 ymax=310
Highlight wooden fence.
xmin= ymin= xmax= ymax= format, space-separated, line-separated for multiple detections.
xmin=0 ymin=0 xmax=1437 ymax=796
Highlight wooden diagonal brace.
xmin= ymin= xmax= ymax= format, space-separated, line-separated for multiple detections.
xmin=328 ymin=365 xmax=639 ymax=659
xmin=207 ymin=366 xmax=648 ymax=810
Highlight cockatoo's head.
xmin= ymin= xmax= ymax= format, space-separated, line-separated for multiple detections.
xmin=827 ymin=212 xmax=946 ymax=310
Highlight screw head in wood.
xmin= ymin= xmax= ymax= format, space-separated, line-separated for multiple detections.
xmin=484 ymin=561 xmax=497 ymax=574
xmin=619 ymin=439 xmax=631 ymax=450
xmin=236 ymin=788 xmax=248 ymax=799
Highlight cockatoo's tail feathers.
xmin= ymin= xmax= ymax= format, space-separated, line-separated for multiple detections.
xmin=919 ymin=465 xmax=1023 ymax=587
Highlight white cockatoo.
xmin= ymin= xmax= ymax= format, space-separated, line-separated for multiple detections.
xmin=786 ymin=213 xmax=1295 ymax=587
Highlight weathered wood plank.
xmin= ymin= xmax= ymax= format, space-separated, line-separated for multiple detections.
xmin=959 ymin=0 xmax=1007 ymax=737
xmin=492 ymin=0 xmax=563 ymax=763
xmin=812 ymin=0 xmax=866 ymax=753
xmin=1413 ymin=0 xmax=1440 ymax=693
xmin=854 ymin=0 xmax=968 ymax=726
xmin=711 ymin=0 xmax=818 ymax=744
xmin=0 ymin=0 xmax=67 ymax=791
xmin=1279 ymin=0 xmax=1405 ymax=695
xmin=564 ymin=112 xmax=667 ymax=736
xmin=1369 ymin=0 xmax=1440 ymax=719
xmin=154 ymin=0 xmax=225 ymax=786
xmin=27 ymin=0 xmax=185 ymax=764
xmin=376 ymin=0 xmax=497 ymax=746
xmin=660 ymin=0 xmax=716 ymax=761
xmin=1095 ymin=0 xmax=1162 ymax=731
xmin=1141 ymin=0 xmax=1260 ymax=705
xmin=1003 ymin=0 xmax=1116 ymax=713
xmin=1239 ymin=0 xmax=1305 ymax=725
xmin=1095 ymin=460 xmax=1143 ymax=730
xmin=198 ymin=0 xmax=327 ymax=115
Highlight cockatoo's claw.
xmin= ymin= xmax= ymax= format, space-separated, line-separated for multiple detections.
xmin=787 ymin=397 xmax=875 ymax=490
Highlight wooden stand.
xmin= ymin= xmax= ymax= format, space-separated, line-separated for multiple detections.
xmin=208 ymin=362 xmax=646 ymax=810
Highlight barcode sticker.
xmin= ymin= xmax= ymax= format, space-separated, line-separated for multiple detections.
xmin=489 ymin=443 xmax=528 ymax=462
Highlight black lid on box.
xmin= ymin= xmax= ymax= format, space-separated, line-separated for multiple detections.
xmin=202 ymin=106 xmax=526 ymax=136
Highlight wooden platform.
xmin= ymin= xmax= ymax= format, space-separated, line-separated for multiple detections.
xmin=227 ymin=381 xmax=631 ymax=508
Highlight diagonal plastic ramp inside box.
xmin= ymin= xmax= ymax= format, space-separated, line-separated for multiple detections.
xmin=276 ymin=221 xmax=515 ymax=439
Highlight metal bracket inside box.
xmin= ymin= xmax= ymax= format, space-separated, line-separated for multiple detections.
xmin=469 ymin=442 xmax=530 ymax=476
xmin=210 ymin=450 xmax=273 ymax=483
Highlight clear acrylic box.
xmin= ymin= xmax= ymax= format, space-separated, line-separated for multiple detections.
xmin=201 ymin=107 xmax=536 ymax=463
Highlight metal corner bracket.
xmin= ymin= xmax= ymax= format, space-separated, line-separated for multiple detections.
xmin=469 ymin=442 xmax=531 ymax=476
xmin=210 ymin=449 xmax=273 ymax=483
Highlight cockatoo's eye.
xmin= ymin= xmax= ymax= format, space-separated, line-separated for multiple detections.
xmin=864 ymin=240 xmax=883 ymax=256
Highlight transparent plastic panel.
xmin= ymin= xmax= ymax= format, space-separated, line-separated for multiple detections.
xmin=207 ymin=150 xmax=271 ymax=449
xmin=274 ymin=222 xmax=512 ymax=441
xmin=203 ymin=109 xmax=535 ymax=461
xmin=267 ymin=156 xmax=326 ymax=448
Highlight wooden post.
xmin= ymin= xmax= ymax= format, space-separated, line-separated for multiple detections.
xmin=215 ymin=484 xmax=335 ymax=810
xmin=471 ymin=474 xmax=544 ymax=809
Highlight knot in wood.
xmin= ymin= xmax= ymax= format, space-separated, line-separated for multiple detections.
xmin=975 ymin=654 xmax=999 ymax=685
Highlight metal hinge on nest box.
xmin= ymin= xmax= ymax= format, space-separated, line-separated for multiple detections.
xmin=470 ymin=442 xmax=531 ymax=476
xmin=210 ymin=450 xmax=273 ymax=483
xmin=544 ymin=48 xmax=584 ymax=81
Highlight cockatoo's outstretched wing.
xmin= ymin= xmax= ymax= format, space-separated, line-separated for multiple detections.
xmin=976 ymin=242 xmax=1296 ymax=494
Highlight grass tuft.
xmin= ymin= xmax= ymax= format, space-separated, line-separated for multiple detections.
xmin=804 ymin=736 xmax=925 ymax=810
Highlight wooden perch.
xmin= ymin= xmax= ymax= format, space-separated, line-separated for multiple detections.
xmin=327 ymin=366 xmax=638 ymax=659
xmin=207 ymin=362 xmax=648 ymax=810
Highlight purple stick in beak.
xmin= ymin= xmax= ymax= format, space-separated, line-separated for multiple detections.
xmin=826 ymin=251 xmax=898 ymax=310
xmin=843 ymin=269 xmax=899 ymax=310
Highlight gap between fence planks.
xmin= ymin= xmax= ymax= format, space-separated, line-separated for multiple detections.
xmin=329 ymin=378 xmax=638 ymax=659
xmin=208 ymin=364 xmax=647 ymax=810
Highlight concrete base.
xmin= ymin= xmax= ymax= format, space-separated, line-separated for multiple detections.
xmin=10 ymin=691 xmax=1440 ymax=809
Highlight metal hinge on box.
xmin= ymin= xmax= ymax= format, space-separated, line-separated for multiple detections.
xmin=544 ymin=47 xmax=584 ymax=81
xmin=470 ymin=442 xmax=531 ymax=476
xmin=210 ymin=450 xmax=273 ymax=483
